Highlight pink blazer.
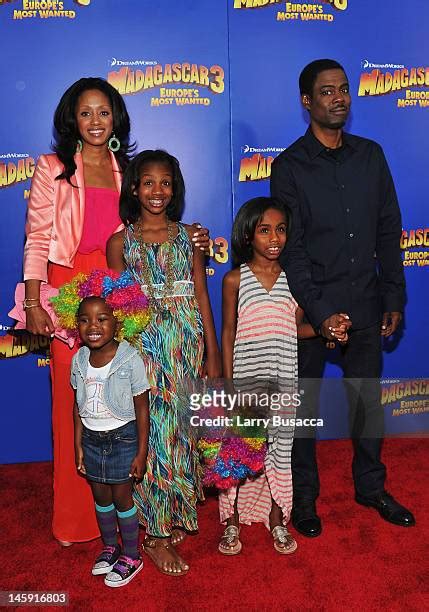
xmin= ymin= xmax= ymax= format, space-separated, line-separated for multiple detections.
xmin=23 ymin=152 xmax=122 ymax=282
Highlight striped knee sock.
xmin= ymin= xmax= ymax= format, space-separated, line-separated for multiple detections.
xmin=95 ymin=503 xmax=118 ymax=547
xmin=117 ymin=506 xmax=139 ymax=560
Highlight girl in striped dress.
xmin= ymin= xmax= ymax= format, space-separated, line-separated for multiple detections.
xmin=219 ymin=197 xmax=298 ymax=555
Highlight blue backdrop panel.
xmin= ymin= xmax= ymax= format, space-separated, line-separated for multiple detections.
xmin=0 ymin=0 xmax=231 ymax=463
xmin=228 ymin=0 xmax=429 ymax=436
xmin=0 ymin=0 xmax=427 ymax=461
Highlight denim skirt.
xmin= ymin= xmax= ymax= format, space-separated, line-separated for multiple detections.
xmin=82 ymin=420 xmax=138 ymax=484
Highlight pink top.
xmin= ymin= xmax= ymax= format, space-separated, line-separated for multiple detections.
xmin=78 ymin=187 xmax=121 ymax=255
xmin=24 ymin=153 xmax=123 ymax=282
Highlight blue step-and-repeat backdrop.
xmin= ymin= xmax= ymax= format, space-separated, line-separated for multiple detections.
xmin=1 ymin=0 xmax=428 ymax=463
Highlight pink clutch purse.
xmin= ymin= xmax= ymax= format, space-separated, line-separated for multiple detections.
xmin=8 ymin=283 xmax=75 ymax=347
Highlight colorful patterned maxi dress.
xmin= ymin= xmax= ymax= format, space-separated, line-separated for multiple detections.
xmin=123 ymin=222 xmax=204 ymax=537
xmin=219 ymin=264 xmax=297 ymax=528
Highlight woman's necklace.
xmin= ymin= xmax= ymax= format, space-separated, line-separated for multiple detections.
xmin=133 ymin=219 xmax=176 ymax=317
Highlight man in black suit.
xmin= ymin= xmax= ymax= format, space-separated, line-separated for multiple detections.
xmin=271 ymin=58 xmax=415 ymax=536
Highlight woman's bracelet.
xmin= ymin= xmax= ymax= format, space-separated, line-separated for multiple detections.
xmin=23 ymin=299 xmax=41 ymax=309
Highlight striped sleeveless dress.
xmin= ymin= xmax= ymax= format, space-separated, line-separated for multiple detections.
xmin=219 ymin=264 xmax=297 ymax=528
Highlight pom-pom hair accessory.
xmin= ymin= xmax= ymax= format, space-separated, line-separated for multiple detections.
xmin=50 ymin=269 xmax=151 ymax=343
xmin=198 ymin=436 xmax=267 ymax=490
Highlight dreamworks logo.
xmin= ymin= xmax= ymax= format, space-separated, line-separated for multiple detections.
xmin=110 ymin=58 xmax=158 ymax=67
xmin=0 ymin=152 xmax=29 ymax=159
xmin=241 ymin=145 xmax=285 ymax=154
xmin=361 ymin=59 xmax=405 ymax=70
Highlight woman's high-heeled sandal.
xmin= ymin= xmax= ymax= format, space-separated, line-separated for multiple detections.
xmin=271 ymin=525 xmax=297 ymax=554
xmin=218 ymin=525 xmax=242 ymax=555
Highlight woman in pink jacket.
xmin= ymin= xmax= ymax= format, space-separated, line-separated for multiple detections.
xmin=24 ymin=77 xmax=133 ymax=545
xmin=23 ymin=77 xmax=209 ymax=545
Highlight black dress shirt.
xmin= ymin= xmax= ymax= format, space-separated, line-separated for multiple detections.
xmin=270 ymin=128 xmax=405 ymax=330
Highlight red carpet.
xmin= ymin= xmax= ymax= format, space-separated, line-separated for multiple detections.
xmin=1 ymin=439 xmax=428 ymax=611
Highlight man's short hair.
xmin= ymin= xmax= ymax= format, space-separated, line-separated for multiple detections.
xmin=299 ymin=59 xmax=345 ymax=97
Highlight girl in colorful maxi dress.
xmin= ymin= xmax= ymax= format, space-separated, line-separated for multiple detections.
xmin=107 ymin=149 xmax=221 ymax=576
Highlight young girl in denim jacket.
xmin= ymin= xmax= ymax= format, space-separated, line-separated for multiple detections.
xmin=52 ymin=270 xmax=151 ymax=588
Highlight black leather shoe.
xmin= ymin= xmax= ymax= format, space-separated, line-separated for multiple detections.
xmin=355 ymin=491 xmax=415 ymax=527
xmin=292 ymin=503 xmax=322 ymax=537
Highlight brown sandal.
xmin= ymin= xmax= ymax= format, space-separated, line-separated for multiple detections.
xmin=271 ymin=525 xmax=297 ymax=554
xmin=218 ymin=525 xmax=242 ymax=555
xmin=143 ymin=536 xmax=189 ymax=576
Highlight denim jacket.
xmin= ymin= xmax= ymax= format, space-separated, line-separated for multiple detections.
xmin=70 ymin=340 xmax=150 ymax=421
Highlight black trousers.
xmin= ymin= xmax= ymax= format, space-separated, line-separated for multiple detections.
xmin=293 ymin=324 xmax=386 ymax=503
